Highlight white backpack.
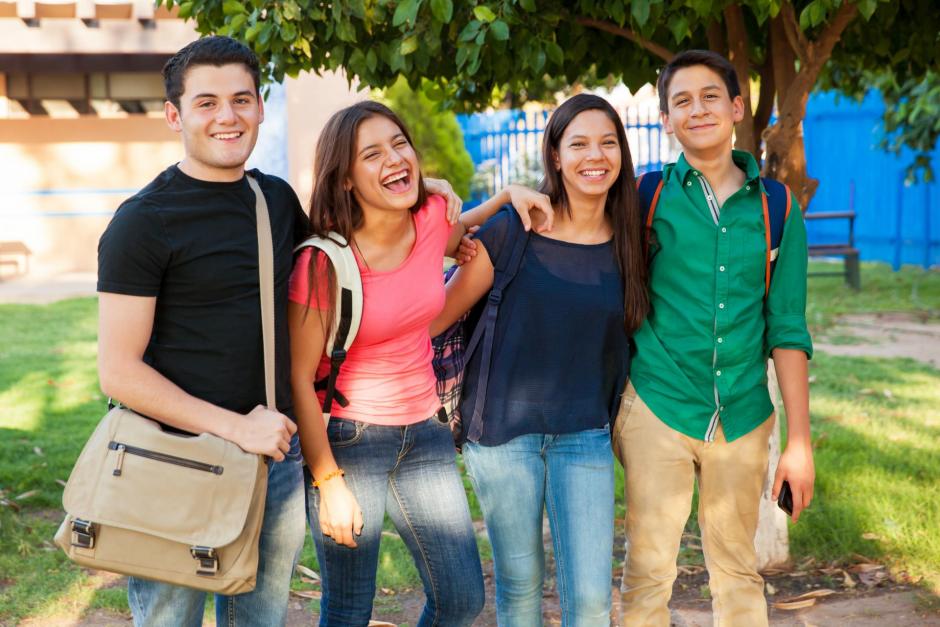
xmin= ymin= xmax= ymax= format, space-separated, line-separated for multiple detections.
xmin=294 ymin=234 xmax=363 ymax=424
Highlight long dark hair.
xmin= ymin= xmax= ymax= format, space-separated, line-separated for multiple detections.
xmin=538 ymin=94 xmax=649 ymax=334
xmin=302 ymin=100 xmax=428 ymax=330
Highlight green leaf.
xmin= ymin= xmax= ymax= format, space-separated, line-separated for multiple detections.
xmin=668 ymin=14 xmax=690 ymax=43
xmin=531 ymin=47 xmax=546 ymax=72
xmin=244 ymin=21 xmax=263 ymax=42
xmin=177 ymin=1 xmax=193 ymax=19
xmin=456 ymin=44 xmax=470 ymax=69
xmin=430 ymin=0 xmax=453 ymax=23
xmin=366 ymin=48 xmax=378 ymax=72
xmin=400 ymin=35 xmax=419 ymax=55
xmin=279 ymin=21 xmax=297 ymax=42
xmin=473 ymin=5 xmax=497 ymax=23
xmin=393 ymin=0 xmax=419 ymax=27
xmin=222 ymin=0 xmax=246 ymax=16
xmin=518 ymin=0 xmax=536 ymax=11
xmin=228 ymin=13 xmax=246 ymax=32
xmin=299 ymin=38 xmax=312 ymax=59
xmin=458 ymin=20 xmax=481 ymax=41
xmin=546 ymin=41 xmax=563 ymax=66
xmin=489 ymin=19 xmax=509 ymax=40
xmin=857 ymin=0 xmax=878 ymax=20
xmin=631 ymin=0 xmax=650 ymax=27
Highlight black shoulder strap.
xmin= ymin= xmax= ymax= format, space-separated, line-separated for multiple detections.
xmin=463 ymin=208 xmax=530 ymax=442
xmin=761 ymin=177 xmax=792 ymax=294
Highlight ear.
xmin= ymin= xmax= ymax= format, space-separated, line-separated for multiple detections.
xmin=661 ymin=110 xmax=674 ymax=135
xmin=165 ymin=100 xmax=182 ymax=133
xmin=551 ymin=148 xmax=560 ymax=171
xmin=731 ymin=94 xmax=745 ymax=124
xmin=343 ymin=178 xmax=353 ymax=192
xmin=257 ymin=92 xmax=265 ymax=124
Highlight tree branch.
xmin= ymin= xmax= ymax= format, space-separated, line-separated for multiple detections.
xmin=809 ymin=1 xmax=858 ymax=68
xmin=576 ymin=16 xmax=675 ymax=62
xmin=780 ymin=1 xmax=809 ymax=65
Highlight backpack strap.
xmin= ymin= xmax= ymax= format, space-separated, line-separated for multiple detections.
xmin=293 ymin=234 xmax=363 ymax=424
xmin=760 ymin=178 xmax=792 ymax=298
xmin=464 ymin=208 xmax=530 ymax=442
xmin=637 ymin=171 xmax=664 ymax=252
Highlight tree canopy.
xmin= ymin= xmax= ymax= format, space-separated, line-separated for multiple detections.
xmin=167 ymin=0 xmax=940 ymax=206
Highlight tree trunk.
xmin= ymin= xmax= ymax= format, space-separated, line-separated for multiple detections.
xmin=762 ymin=2 xmax=858 ymax=211
xmin=723 ymin=4 xmax=756 ymax=157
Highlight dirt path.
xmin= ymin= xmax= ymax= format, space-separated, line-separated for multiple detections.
xmin=814 ymin=313 xmax=940 ymax=369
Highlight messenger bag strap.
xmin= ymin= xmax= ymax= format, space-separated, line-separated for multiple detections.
xmin=246 ymin=175 xmax=276 ymax=410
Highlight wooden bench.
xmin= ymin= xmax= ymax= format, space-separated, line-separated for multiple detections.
xmin=804 ymin=210 xmax=860 ymax=290
xmin=0 ymin=241 xmax=32 ymax=279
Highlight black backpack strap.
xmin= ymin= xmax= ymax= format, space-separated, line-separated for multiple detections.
xmin=637 ymin=171 xmax=664 ymax=252
xmin=463 ymin=209 xmax=530 ymax=442
xmin=760 ymin=177 xmax=792 ymax=297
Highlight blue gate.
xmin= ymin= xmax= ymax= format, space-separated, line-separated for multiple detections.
xmin=457 ymin=105 xmax=674 ymax=207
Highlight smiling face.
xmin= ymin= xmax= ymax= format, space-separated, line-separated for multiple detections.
xmin=347 ymin=114 xmax=421 ymax=214
xmin=662 ymin=64 xmax=744 ymax=158
xmin=552 ymin=109 xmax=622 ymax=204
xmin=164 ymin=63 xmax=263 ymax=182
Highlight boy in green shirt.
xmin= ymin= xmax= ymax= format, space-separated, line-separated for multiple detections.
xmin=613 ymin=50 xmax=815 ymax=626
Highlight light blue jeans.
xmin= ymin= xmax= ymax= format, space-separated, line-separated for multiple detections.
xmin=307 ymin=416 xmax=484 ymax=627
xmin=464 ymin=427 xmax=615 ymax=627
xmin=128 ymin=435 xmax=306 ymax=627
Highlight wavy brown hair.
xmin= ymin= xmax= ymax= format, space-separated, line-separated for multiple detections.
xmin=538 ymin=94 xmax=649 ymax=334
xmin=301 ymin=101 xmax=428 ymax=331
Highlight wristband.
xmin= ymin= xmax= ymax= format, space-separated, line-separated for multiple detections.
xmin=311 ymin=468 xmax=344 ymax=488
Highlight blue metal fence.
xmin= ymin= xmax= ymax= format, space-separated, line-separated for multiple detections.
xmin=457 ymin=105 xmax=674 ymax=207
xmin=457 ymin=92 xmax=939 ymax=269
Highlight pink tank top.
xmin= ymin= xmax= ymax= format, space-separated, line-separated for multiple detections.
xmin=289 ymin=195 xmax=449 ymax=425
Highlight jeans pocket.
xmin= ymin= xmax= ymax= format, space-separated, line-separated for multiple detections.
xmin=285 ymin=433 xmax=303 ymax=462
xmin=326 ymin=418 xmax=366 ymax=448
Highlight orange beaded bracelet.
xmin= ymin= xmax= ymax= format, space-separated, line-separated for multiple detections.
xmin=311 ymin=468 xmax=345 ymax=488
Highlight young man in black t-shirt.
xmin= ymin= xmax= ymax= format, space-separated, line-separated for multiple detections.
xmin=96 ymin=37 xmax=308 ymax=626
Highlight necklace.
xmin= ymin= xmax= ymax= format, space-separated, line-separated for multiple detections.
xmin=351 ymin=237 xmax=371 ymax=271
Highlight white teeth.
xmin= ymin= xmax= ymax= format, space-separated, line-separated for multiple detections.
xmin=581 ymin=170 xmax=606 ymax=176
xmin=382 ymin=170 xmax=409 ymax=184
xmin=213 ymin=132 xmax=241 ymax=140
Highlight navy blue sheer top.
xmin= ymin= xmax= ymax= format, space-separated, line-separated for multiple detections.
xmin=460 ymin=210 xmax=630 ymax=446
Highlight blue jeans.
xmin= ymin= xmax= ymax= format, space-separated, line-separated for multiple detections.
xmin=128 ymin=435 xmax=306 ymax=627
xmin=306 ymin=416 xmax=484 ymax=627
xmin=464 ymin=428 xmax=615 ymax=627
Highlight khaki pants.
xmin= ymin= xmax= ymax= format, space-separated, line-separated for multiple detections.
xmin=613 ymin=383 xmax=773 ymax=627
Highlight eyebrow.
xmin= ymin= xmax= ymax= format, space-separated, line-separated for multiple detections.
xmin=567 ymin=132 xmax=619 ymax=140
xmin=671 ymin=84 xmax=722 ymax=100
xmin=358 ymin=133 xmax=406 ymax=156
xmin=190 ymin=90 xmax=255 ymax=102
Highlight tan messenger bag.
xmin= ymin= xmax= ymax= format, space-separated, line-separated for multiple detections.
xmin=54 ymin=176 xmax=277 ymax=595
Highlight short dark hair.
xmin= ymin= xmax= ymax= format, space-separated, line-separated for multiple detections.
xmin=657 ymin=50 xmax=740 ymax=114
xmin=162 ymin=36 xmax=261 ymax=110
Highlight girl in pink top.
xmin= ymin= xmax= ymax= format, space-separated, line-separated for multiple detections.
xmin=288 ymin=100 xmax=550 ymax=626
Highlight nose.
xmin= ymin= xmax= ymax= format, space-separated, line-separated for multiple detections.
xmin=215 ymin=101 xmax=237 ymax=124
xmin=386 ymin=145 xmax=405 ymax=166
xmin=586 ymin=141 xmax=604 ymax=160
xmin=690 ymin=97 xmax=706 ymax=116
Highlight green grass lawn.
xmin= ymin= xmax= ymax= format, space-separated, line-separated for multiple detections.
xmin=0 ymin=262 xmax=938 ymax=622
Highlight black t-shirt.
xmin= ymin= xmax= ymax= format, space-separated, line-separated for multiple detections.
xmin=98 ymin=165 xmax=309 ymax=419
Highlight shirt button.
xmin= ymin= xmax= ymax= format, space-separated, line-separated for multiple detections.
xmin=717 ymin=337 xmax=724 ymax=343
xmin=720 ymin=405 xmax=725 ymax=411
xmin=719 ymin=265 xmax=726 ymax=272
xmin=719 ymin=303 xmax=725 ymax=309
xmin=746 ymin=185 xmax=751 ymax=191
xmin=687 ymin=181 xmax=692 ymax=187
xmin=721 ymin=227 xmax=727 ymax=233
xmin=716 ymin=370 xmax=722 ymax=376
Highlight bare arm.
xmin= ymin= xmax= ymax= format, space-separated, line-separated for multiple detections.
xmin=430 ymin=240 xmax=496 ymax=337
xmin=289 ymin=300 xmax=363 ymax=547
xmin=444 ymin=185 xmax=554 ymax=258
xmin=770 ymin=347 xmax=815 ymax=522
xmin=97 ymin=292 xmax=295 ymax=460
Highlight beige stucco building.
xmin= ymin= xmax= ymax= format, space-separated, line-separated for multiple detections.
xmin=0 ymin=1 xmax=363 ymax=278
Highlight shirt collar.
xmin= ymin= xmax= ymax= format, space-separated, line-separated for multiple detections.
xmin=672 ymin=150 xmax=762 ymax=187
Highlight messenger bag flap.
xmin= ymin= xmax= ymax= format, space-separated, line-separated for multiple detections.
xmin=62 ymin=407 xmax=261 ymax=548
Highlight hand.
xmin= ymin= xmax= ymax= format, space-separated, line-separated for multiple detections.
xmin=506 ymin=184 xmax=554 ymax=233
xmin=425 ymin=177 xmax=463 ymax=225
xmin=232 ymin=405 xmax=297 ymax=461
xmin=317 ymin=477 xmax=364 ymax=547
xmin=454 ymin=225 xmax=480 ymax=265
xmin=772 ymin=441 xmax=815 ymax=522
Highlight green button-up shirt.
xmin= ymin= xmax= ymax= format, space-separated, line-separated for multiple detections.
xmin=631 ymin=150 xmax=813 ymax=442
